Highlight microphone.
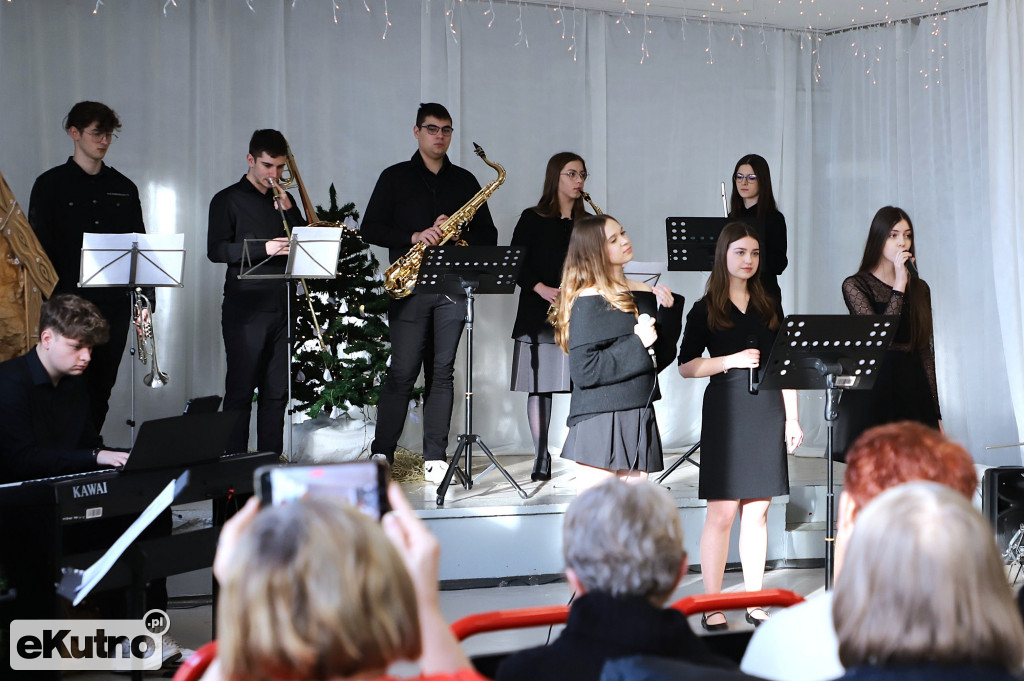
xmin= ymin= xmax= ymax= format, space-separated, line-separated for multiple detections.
xmin=638 ymin=314 xmax=657 ymax=369
xmin=747 ymin=335 xmax=759 ymax=395
xmin=904 ymin=254 xmax=919 ymax=278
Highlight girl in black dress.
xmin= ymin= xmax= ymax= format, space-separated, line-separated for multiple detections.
xmin=509 ymin=153 xmax=590 ymax=481
xmin=678 ymin=222 xmax=802 ymax=630
xmin=837 ymin=206 xmax=942 ymax=452
xmin=729 ymin=154 xmax=788 ymax=311
xmin=551 ymin=215 xmax=684 ymax=493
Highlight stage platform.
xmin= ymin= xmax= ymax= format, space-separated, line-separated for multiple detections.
xmin=400 ymin=444 xmax=841 ymax=585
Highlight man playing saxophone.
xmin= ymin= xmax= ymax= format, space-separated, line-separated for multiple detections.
xmin=208 ymin=129 xmax=304 ymax=456
xmin=362 ymin=103 xmax=498 ymax=482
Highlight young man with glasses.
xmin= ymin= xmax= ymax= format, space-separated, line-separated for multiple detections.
xmin=361 ymin=102 xmax=498 ymax=482
xmin=28 ymin=100 xmax=150 ymax=435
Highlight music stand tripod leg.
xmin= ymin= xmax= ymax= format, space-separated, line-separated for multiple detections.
xmin=656 ymin=440 xmax=701 ymax=484
xmin=436 ymin=436 xmax=471 ymax=506
xmin=473 ymin=437 xmax=528 ymax=499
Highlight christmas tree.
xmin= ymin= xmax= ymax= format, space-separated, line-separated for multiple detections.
xmin=291 ymin=185 xmax=391 ymax=419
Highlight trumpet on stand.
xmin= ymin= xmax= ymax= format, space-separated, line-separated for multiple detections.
xmin=126 ymin=286 xmax=168 ymax=444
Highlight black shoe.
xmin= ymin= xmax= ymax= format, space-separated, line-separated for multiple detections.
xmin=531 ymin=452 xmax=552 ymax=481
xmin=745 ymin=608 xmax=770 ymax=627
xmin=701 ymin=612 xmax=728 ymax=632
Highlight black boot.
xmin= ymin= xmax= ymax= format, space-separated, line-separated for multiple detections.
xmin=531 ymin=452 xmax=552 ymax=481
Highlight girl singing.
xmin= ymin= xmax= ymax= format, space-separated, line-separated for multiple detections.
xmin=678 ymin=221 xmax=802 ymax=631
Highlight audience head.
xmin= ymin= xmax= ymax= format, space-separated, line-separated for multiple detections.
xmin=833 ymin=481 xmax=1024 ymax=671
xmin=217 ymin=496 xmax=421 ymax=681
xmin=563 ymin=480 xmax=685 ymax=605
xmin=836 ymin=421 xmax=976 ymax=575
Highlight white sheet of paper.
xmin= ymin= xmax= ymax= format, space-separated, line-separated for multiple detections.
xmin=288 ymin=226 xmax=342 ymax=279
xmin=80 ymin=232 xmax=184 ymax=287
xmin=134 ymin=233 xmax=185 ymax=286
xmin=624 ymin=260 xmax=666 ymax=286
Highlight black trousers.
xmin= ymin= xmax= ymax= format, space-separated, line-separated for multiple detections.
xmin=373 ymin=293 xmax=465 ymax=462
xmin=221 ymin=295 xmax=288 ymax=455
xmin=86 ymin=300 xmax=131 ymax=434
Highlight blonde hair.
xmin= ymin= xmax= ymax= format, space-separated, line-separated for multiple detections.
xmin=550 ymin=214 xmax=638 ymax=352
xmin=217 ymin=497 xmax=421 ymax=681
xmin=563 ymin=480 xmax=684 ymax=605
xmin=833 ymin=482 xmax=1024 ymax=671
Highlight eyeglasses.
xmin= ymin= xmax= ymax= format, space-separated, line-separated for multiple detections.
xmin=735 ymin=173 xmax=758 ymax=183
xmin=84 ymin=129 xmax=118 ymax=142
xmin=419 ymin=124 xmax=454 ymax=137
xmin=560 ymin=170 xmax=589 ymax=181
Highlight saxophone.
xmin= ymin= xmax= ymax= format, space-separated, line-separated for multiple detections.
xmin=383 ymin=143 xmax=505 ymax=299
xmin=581 ymin=191 xmax=603 ymax=215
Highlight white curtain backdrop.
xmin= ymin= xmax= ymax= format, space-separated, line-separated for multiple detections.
xmin=1 ymin=1 xmax=1013 ymax=463
xmin=987 ymin=0 xmax=1024 ymax=455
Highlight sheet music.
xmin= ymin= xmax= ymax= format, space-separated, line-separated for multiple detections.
xmin=623 ymin=260 xmax=666 ymax=286
xmin=134 ymin=233 xmax=185 ymax=286
xmin=80 ymin=232 xmax=184 ymax=287
xmin=287 ymin=226 xmax=342 ymax=278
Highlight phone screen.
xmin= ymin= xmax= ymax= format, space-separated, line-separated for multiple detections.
xmin=256 ymin=461 xmax=390 ymax=519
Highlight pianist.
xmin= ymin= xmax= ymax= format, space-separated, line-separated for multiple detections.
xmin=0 ymin=294 xmax=129 ymax=484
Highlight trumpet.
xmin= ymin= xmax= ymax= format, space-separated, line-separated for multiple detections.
xmin=581 ymin=191 xmax=603 ymax=215
xmin=132 ymin=288 xmax=168 ymax=388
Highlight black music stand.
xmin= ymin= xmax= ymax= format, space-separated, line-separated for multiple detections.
xmin=415 ymin=246 xmax=526 ymax=506
xmin=757 ymin=314 xmax=895 ymax=589
xmin=657 ymin=218 xmax=728 ymax=482
xmin=665 ymin=217 xmax=729 ymax=272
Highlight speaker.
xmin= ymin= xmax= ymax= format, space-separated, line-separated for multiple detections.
xmin=982 ymin=467 xmax=1024 ymax=561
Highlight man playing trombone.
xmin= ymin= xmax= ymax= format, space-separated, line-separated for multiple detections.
xmin=208 ymin=129 xmax=304 ymax=456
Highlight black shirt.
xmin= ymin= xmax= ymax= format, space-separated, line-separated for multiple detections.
xmin=0 ymin=348 xmax=102 ymax=484
xmin=510 ymin=209 xmax=573 ymax=342
xmin=29 ymin=158 xmax=145 ymax=310
xmin=678 ymin=298 xmax=778 ymax=383
xmin=361 ymin=151 xmax=498 ymax=263
xmin=207 ymin=175 xmax=304 ymax=307
xmin=496 ymin=592 xmax=733 ymax=681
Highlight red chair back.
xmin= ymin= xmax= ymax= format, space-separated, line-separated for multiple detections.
xmin=449 ymin=588 xmax=804 ymax=642
xmin=171 ymin=640 xmax=218 ymax=681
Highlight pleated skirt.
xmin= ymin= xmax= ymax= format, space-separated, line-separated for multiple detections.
xmin=560 ymin=408 xmax=664 ymax=472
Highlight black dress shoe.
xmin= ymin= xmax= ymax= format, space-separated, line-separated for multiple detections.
xmin=701 ymin=612 xmax=728 ymax=632
xmin=745 ymin=608 xmax=770 ymax=627
xmin=531 ymin=452 xmax=552 ymax=481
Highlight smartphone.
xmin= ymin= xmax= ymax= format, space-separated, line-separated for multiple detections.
xmin=254 ymin=460 xmax=391 ymax=520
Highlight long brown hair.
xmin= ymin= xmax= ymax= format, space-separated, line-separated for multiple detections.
xmin=550 ymin=214 xmax=638 ymax=352
xmin=856 ymin=206 xmax=932 ymax=350
xmin=705 ymin=222 xmax=779 ymax=332
xmin=533 ymin=152 xmax=588 ymax=219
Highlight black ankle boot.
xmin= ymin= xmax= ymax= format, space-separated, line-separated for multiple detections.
xmin=531 ymin=452 xmax=552 ymax=481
